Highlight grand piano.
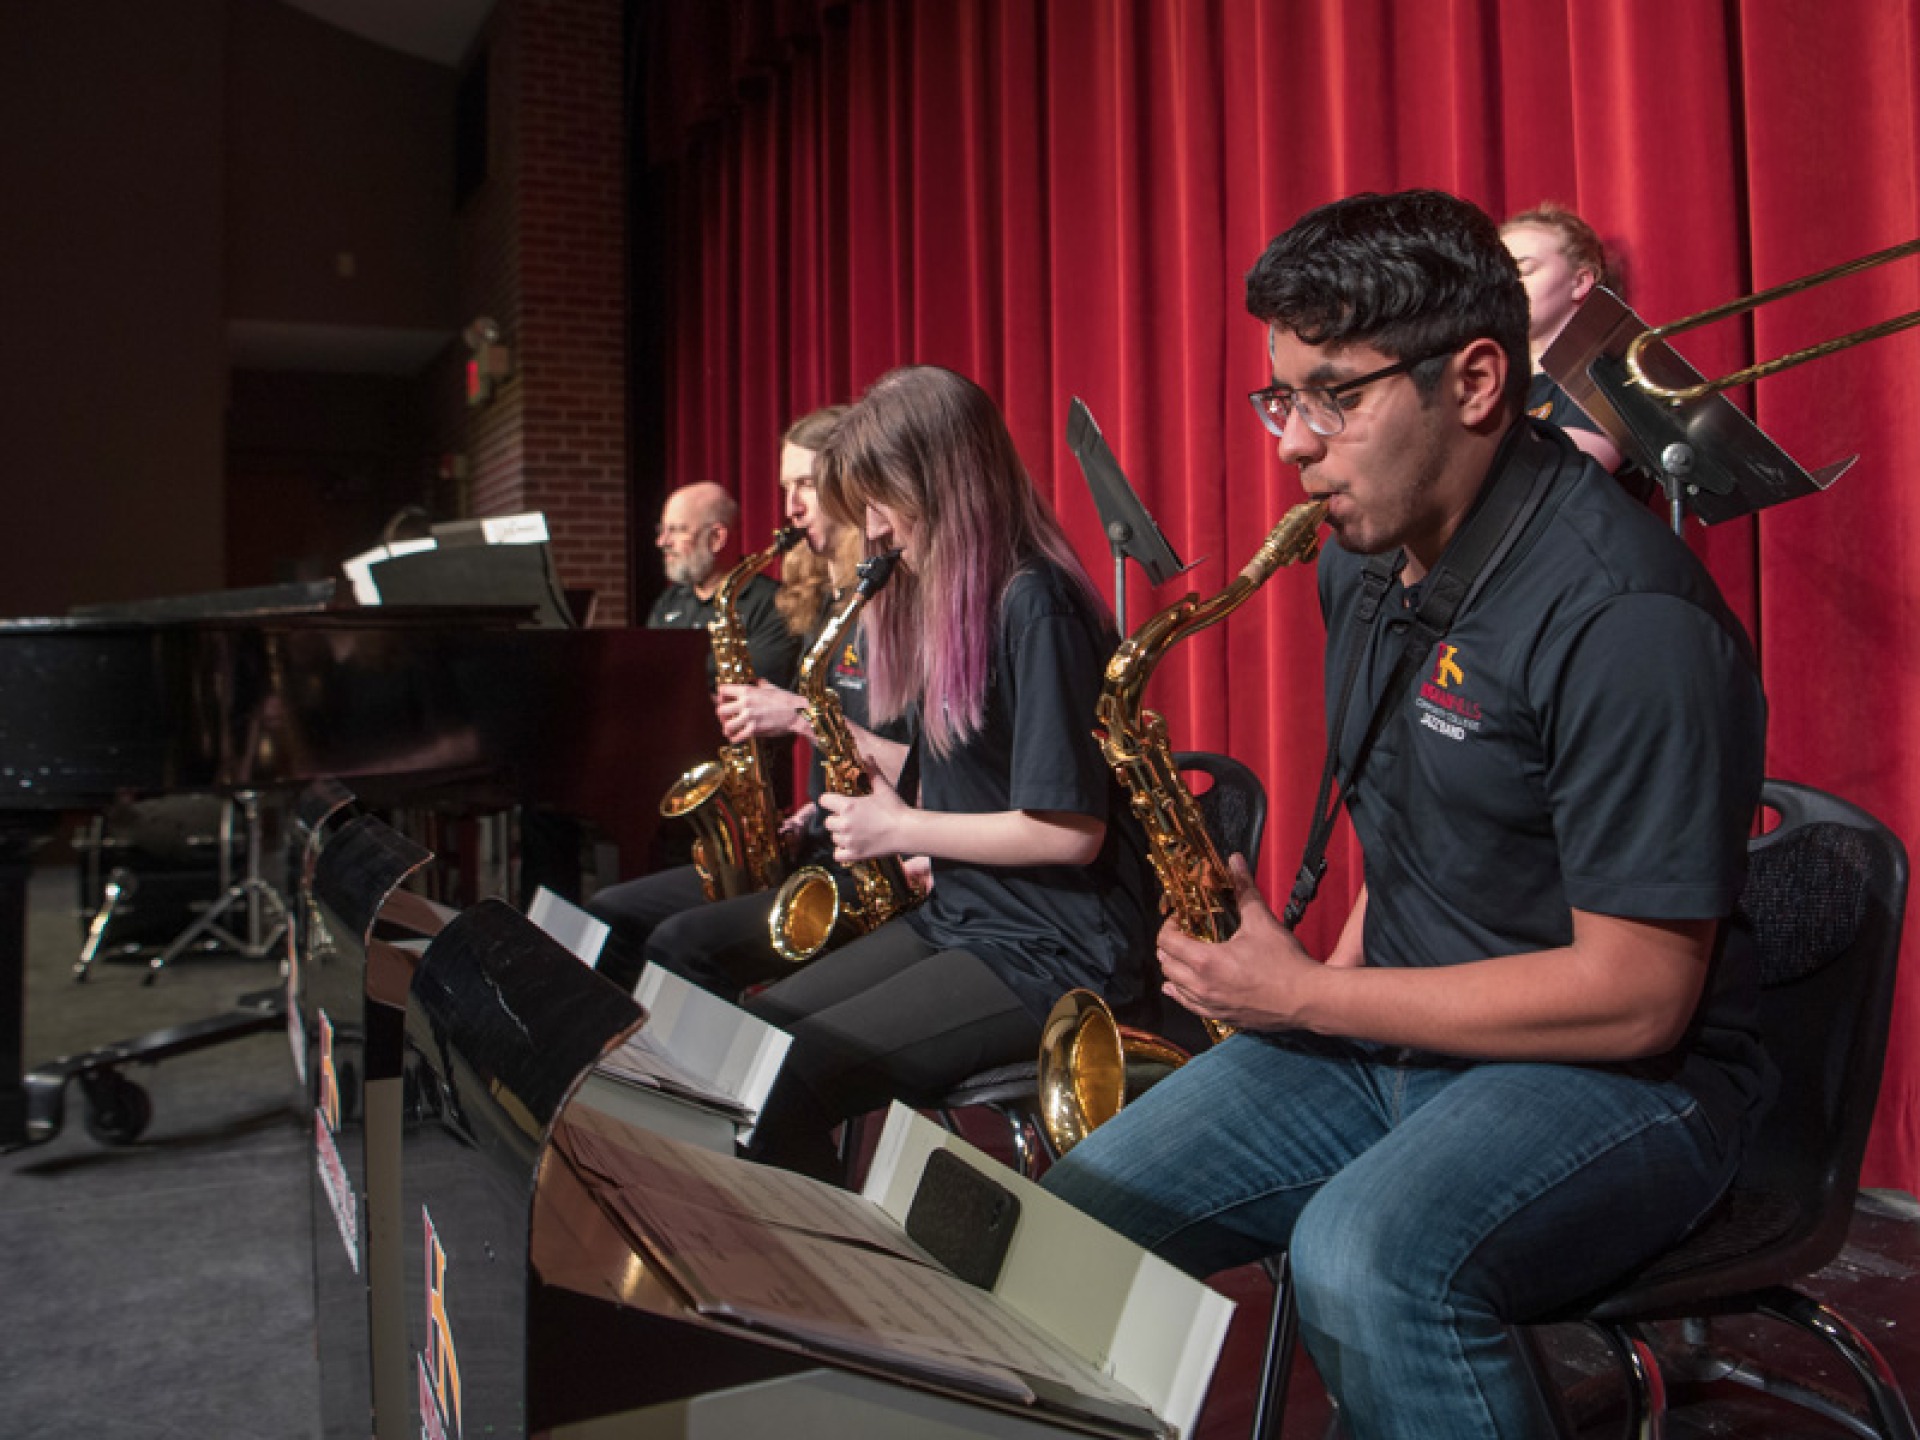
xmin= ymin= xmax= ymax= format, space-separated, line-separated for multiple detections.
xmin=0 ymin=586 xmax=714 ymax=1150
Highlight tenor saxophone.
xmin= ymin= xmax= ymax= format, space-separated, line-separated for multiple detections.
xmin=766 ymin=549 xmax=924 ymax=964
xmin=658 ymin=525 xmax=804 ymax=901
xmin=1037 ymin=499 xmax=1326 ymax=1153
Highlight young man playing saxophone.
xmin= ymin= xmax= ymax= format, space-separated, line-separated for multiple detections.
xmin=1043 ymin=189 xmax=1770 ymax=1440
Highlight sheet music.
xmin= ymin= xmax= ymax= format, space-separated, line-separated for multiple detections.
xmin=633 ymin=961 xmax=792 ymax=1118
xmin=562 ymin=1111 xmax=926 ymax=1263
xmin=591 ymin=1030 xmax=753 ymax=1123
xmin=606 ymin=1183 xmax=1162 ymax=1431
xmin=557 ymin=1115 xmax=1166 ymax=1437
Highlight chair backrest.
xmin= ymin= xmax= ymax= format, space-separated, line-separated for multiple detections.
xmin=1737 ymin=779 xmax=1909 ymax=1254
xmin=1174 ymin=750 xmax=1268 ymax=872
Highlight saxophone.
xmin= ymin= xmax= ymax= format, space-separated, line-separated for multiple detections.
xmin=766 ymin=550 xmax=924 ymax=963
xmin=1037 ymin=499 xmax=1327 ymax=1153
xmin=658 ymin=525 xmax=804 ymax=901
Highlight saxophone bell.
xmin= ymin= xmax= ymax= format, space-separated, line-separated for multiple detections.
xmin=766 ymin=864 xmax=844 ymax=964
xmin=1037 ymin=989 xmax=1191 ymax=1154
xmin=765 ymin=547 xmax=921 ymax=965
xmin=658 ymin=760 xmax=743 ymax=902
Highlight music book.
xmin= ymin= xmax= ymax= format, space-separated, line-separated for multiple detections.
xmin=527 ymin=883 xmax=611 ymax=966
xmin=556 ymin=1107 xmax=1177 ymax=1438
xmin=574 ymin=961 xmax=793 ymax=1145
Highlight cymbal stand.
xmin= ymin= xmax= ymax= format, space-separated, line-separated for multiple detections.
xmin=144 ymin=790 xmax=288 ymax=983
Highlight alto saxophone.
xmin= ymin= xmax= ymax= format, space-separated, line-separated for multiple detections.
xmin=659 ymin=525 xmax=804 ymax=901
xmin=1037 ymin=499 xmax=1327 ymax=1153
xmin=766 ymin=550 xmax=924 ymax=964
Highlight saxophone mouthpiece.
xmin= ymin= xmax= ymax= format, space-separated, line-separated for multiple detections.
xmin=772 ymin=524 xmax=805 ymax=552
xmin=858 ymin=548 xmax=904 ymax=594
xmin=1238 ymin=499 xmax=1330 ymax=582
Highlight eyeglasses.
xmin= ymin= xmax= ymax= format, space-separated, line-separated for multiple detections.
xmin=1247 ymin=349 xmax=1456 ymax=438
xmin=654 ymin=521 xmax=714 ymax=540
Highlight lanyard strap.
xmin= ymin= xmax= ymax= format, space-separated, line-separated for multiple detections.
xmin=1282 ymin=426 xmax=1555 ymax=928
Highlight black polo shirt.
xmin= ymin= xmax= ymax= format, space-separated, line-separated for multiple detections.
xmin=1318 ymin=421 xmax=1770 ymax=1130
xmin=646 ymin=573 xmax=802 ymax=690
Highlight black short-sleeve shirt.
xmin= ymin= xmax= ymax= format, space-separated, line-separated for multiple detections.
xmin=1318 ymin=421 xmax=1770 ymax=1130
xmin=647 ymin=574 xmax=802 ymax=690
xmin=1525 ymin=370 xmax=1602 ymax=437
xmin=904 ymin=558 xmax=1154 ymax=1019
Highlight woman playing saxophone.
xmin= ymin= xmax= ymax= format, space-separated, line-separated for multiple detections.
xmin=740 ymin=365 xmax=1157 ymax=1182
xmin=591 ymin=406 xmax=911 ymax=991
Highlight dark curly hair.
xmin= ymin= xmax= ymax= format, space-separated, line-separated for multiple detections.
xmin=1245 ymin=189 xmax=1530 ymax=416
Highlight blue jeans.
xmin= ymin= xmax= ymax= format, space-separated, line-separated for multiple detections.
xmin=1041 ymin=1032 xmax=1742 ymax=1440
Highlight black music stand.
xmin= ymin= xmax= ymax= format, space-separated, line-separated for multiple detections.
xmin=1542 ymin=287 xmax=1855 ymax=534
xmin=359 ymin=515 xmax=576 ymax=629
xmin=300 ymin=813 xmax=439 ymax=1440
xmin=1068 ymin=399 xmax=1188 ymax=630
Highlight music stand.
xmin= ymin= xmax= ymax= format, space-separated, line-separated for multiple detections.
xmin=353 ymin=512 xmax=576 ymax=628
xmin=1542 ymin=286 xmax=1855 ymax=534
xmin=1067 ymin=399 xmax=1188 ymax=629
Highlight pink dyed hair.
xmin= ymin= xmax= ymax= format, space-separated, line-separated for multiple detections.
xmin=815 ymin=366 xmax=1105 ymax=757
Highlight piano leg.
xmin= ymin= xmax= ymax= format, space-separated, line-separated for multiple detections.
xmin=0 ymin=817 xmax=53 ymax=1150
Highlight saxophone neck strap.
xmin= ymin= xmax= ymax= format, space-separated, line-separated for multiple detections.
xmin=1282 ymin=424 xmax=1556 ymax=929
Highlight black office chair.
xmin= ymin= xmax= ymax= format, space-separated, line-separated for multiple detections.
xmin=925 ymin=750 xmax=1269 ymax=1177
xmin=1534 ymin=779 xmax=1914 ymax=1439
xmin=1247 ymin=779 xmax=1914 ymax=1440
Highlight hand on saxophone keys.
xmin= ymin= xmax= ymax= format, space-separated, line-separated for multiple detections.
xmin=714 ymin=680 xmax=809 ymax=743
xmin=1158 ymin=854 xmax=1320 ymax=1033
xmin=819 ymin=769 xmax=911 ymax=865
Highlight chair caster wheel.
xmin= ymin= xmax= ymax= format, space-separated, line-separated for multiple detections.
xmin=80 ymin=1070 xmax=153 ymax=1146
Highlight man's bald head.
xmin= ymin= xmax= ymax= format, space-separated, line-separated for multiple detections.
xmin=672 ymin=481 xmax=737 ymax=530
xmin=658 ymin=482 xmax=739 ymax=595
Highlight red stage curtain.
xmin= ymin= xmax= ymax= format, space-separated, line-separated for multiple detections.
xmin=639 ymin=0 xmax=1920 ymax=1191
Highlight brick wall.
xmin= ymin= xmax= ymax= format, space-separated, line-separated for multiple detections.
xmin=451 ymin=0 xmax=630 ymax=626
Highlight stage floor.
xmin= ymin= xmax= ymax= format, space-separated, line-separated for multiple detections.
xmin=6 ymin=858 xmax=1917 ymax=1439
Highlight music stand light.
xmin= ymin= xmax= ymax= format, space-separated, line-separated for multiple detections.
xmin=1542 ymin=287 xmax=1854 ymax=533
xmin=1068 ymin=398 xmax=1188 ymax=629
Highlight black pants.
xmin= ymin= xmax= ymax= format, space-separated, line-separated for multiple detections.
xmin=588 ymin=863 xmax=808 ymax=998
xmin=744 ymin=918 xmax=1039 ymax=1183
xmin=585 ymin=864 xmax=708 ymax=991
